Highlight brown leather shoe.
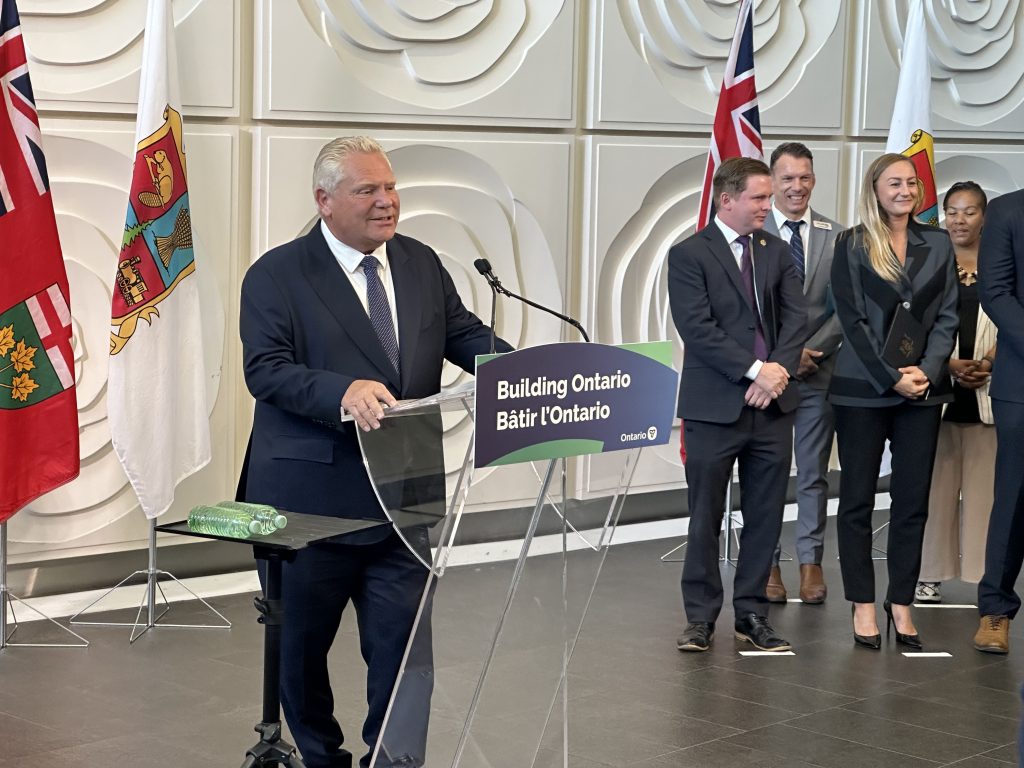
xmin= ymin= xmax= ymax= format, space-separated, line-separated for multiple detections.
xmin=974 ymin=615 xmax=1010 ymax=654
xmin=798 ymin=563 xmax=827 ymax=604
xmin=766 ymin=566 xmax=787 ymax=603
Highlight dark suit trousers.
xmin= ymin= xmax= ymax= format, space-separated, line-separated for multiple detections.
xmin=682 ymin=406 xmax=794 ymax=624
xmin=260 ymin=531 xmax=432 ymax=768
xmin=834 ymin=403 xmax=942 ymax=605
xmin=978 ymin=399 xmax=1024 ymax=619
xmin=774 ymin=382 xmax=834 ymax=566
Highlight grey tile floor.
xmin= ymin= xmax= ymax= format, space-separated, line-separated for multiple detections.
xmin=0 ymin=524 xmax=1020 ymax=767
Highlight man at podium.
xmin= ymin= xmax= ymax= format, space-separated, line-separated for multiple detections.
xmin=238 ymin=136 xmax=511 ymax=768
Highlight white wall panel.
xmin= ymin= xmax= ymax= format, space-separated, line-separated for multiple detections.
xmin=255 ymin=0 xmax=576 ymax=125
xmin=253 ymin=129 xmax=573 ymax=509
xmin=20 ymin=0 xmax=239 ymax=116
xmin=7 ymin=121 xmax=239 ymax=562
xmin=856 ymin=1 xmax=1024 ymax=138
xmin=590 ymin=0 xmax=848 ymax=133
xmin=579 ymin=137 xmax=843 ymax=497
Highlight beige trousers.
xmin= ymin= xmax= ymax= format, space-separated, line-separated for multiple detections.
xmin=920 ymin=421 xmax=996 ymax=583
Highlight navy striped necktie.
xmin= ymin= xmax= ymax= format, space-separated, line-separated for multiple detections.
xmin=360 ymin=255 xmax=400 ymax=379
xmin=784 ymin=219 xmax=805 ymax=283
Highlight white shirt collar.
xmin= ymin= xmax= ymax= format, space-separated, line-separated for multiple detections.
xmin=319 ymin=220 xmax=389 ymax=274
xmin=714 ymin=215 xmax=745 ymax=246
xmin=772 ymin=204 xmax=810 ymax=232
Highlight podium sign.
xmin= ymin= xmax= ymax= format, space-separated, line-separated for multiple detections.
xmin=474 ymin=341 xmax=677 ymax=467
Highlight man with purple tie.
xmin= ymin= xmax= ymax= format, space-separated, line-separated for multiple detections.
xmin=669 ymin=157 xmax=807 ymax=653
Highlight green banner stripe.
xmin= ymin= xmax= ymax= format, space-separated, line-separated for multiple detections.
xmin=475 ymin=352 xmax=502 ymax=367
xmin=617 ymin=341 xmax=674 ymax=367
xmin=0 ymin=303 xmax=64 ymax=410
xmin=487 ymin=438 xmax=605 ymax=467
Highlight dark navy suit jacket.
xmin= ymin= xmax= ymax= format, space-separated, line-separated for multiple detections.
xmin=238 ymin=227 xmax=509 ymax=525
xmin=668 ymin=223 xmax=807 ymax=424
xmin=979 ymin=189 xmax=1024 ymax=404
xmin=828 ymin=221 xmax=958 ymax=408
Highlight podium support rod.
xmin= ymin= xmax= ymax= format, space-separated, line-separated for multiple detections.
xmin=560 ymin=459 xmax=570 ymax=768
xmin=452 ymin=458 xmax=557 ymax=768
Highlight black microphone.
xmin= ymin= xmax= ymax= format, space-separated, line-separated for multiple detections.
xmin=474 ymin=259 xmax=499 ymax=354
xmin=472 ymin=258 xmax=590 ymax=343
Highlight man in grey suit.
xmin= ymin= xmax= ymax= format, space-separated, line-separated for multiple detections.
xmin=762 ymin=143 xmax=844 ymax=604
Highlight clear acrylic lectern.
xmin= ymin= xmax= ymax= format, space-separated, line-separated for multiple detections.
xmin=355 ymin=386 xmax=642 ymax=768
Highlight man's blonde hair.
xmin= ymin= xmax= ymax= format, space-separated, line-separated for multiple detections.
xmin=312 ymin=136 xmax=389 ymax=195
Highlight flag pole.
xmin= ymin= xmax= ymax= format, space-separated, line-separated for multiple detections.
xmin=68 ymin=518 xmax=231 ymax=643
xmin=0 ymin=522 xmax=88 ymax=649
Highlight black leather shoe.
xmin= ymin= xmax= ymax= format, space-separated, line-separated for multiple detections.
xmin=734 ymin=613 xmax=791 ymax=651
xmin=677 ymin=622 xmax=714 ymax=652
xmin=883 ymin=600 xmax=922 ymax=649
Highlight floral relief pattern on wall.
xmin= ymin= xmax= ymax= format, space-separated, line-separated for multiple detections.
xmin=615 ymin=0 xmax=841 ymax=112
xmin=295 ymin=0 xmax=565 ymax=109
xmin=878 ymin=0 xmax=1024 ymax=125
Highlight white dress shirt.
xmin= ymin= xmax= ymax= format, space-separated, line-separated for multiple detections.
xmin=771 ymin=205 xmax=810 ymax=256
xmin=714 ymin=216 xmax=763 ymax=381
xmin=320 ymin=220 xmax=400 ymax=345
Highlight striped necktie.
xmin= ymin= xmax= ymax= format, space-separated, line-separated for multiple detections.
xmin=784 ymin=219 xmax=805 ymax=284
xmin=360 ymin=255 xmax=400 ymax=379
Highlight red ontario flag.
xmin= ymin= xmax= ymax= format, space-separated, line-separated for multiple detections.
xmin=0 ymin=0 xmax=80 ymax=522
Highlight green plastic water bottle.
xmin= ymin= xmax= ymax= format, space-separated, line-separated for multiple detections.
xmin=187 ymin=505 xmax=265 ymax=538
xmin=216 ymin=500 xmax=288 ymax=530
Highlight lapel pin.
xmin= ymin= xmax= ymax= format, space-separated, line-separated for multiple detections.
xmin=759 ymin=239 xmax=766 ymax=246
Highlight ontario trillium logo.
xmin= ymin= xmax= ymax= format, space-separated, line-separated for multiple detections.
xmin=0 ymin=325 xmax=37 ymax=401
xmin=0 ymin=285 xmax=75 ymax=409
xmin=648 ymin=426 xmax=657 ymax=440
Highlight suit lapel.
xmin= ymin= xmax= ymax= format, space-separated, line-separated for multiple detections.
xmin=803 ymin=211 xmax=828 ymax=293
xmin=387 ymin=237 xmax=422 ymax=394
xmin=753 ymin=233 xmax=770 ymax=337
xmin=704 ymin=226 xmax=753 ymax=313
xmin=751 ymin=231 xmax=770 ymax=325
xmin=902 ymin=224 xmax=927 ymax=292
xmin=303 ymin=229 xmax=401 ymax=391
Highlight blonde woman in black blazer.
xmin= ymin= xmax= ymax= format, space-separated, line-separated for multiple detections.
xmin=829 ymin=153 xmax=959 ymax=650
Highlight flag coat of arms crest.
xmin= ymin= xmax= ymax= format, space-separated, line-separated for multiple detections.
xmin=108 ymin=0 xmax=211 ymax=519
xmin=885 ymin=0 xmax=938 ymax=226
xmin=0 ymin=0 xmax=80 ymax=522
xmin=111 ymin=105 xmax=195 ymax=355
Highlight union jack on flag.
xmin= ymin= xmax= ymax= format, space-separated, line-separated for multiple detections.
xmin=0 ymin=0 xmax=48 ymax=218
xmin=696 ymin=0 xmax=763 ymax=230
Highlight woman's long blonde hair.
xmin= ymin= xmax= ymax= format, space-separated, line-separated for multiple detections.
xmin=856 ymin=153 xmax=924 ymax=282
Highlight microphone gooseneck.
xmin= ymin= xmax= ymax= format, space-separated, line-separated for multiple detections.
xmin=471 ymin=259 xmax=590 ymax=343
xmin=475 ymin=259 xmax=498 ymax=354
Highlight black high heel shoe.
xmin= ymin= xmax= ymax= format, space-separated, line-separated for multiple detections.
xmin=851 ymin=604 xmax=881 ymax=650
xmin=883 ymin=599 xmax=922 ymax=649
